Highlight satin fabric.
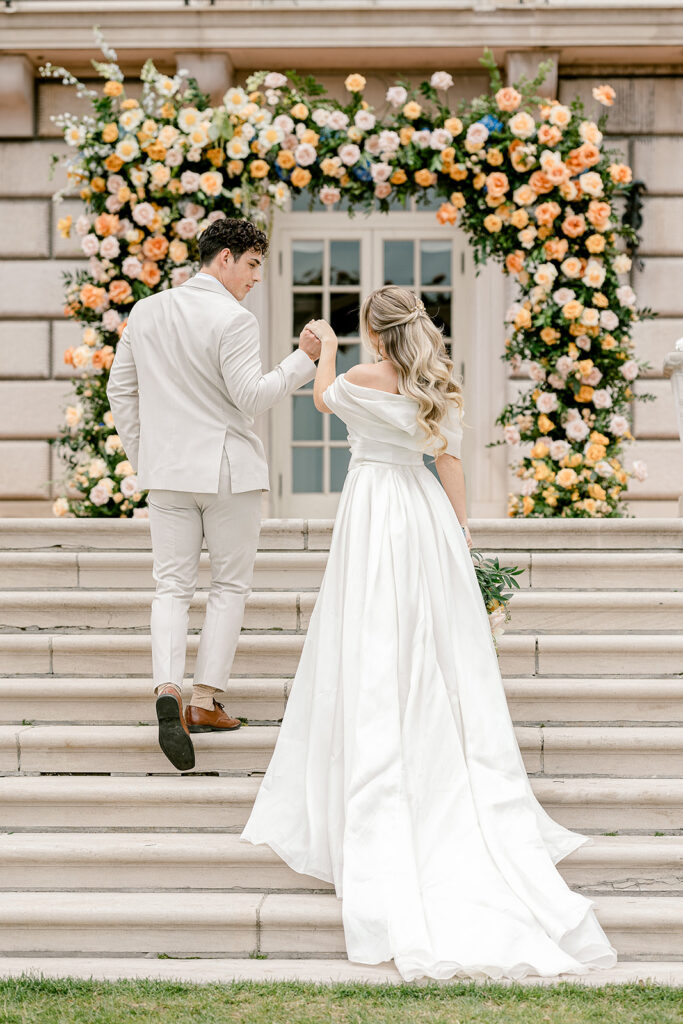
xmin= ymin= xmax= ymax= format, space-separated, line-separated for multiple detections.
xmin=241 ymin=373 xmax=618 ymax=982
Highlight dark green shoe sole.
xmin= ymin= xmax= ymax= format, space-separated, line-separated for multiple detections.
xmin=156 ymin=693 xmax=195 ymax=771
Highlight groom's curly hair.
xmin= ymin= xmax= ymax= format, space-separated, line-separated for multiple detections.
xmin=198 ymin=217 xmax=269 ymax=266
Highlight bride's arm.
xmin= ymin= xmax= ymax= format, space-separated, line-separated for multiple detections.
xmin=435 ymin=454 xmax=472 ymax=547
xmin=307 ymin=320 xmax=338 ymax=413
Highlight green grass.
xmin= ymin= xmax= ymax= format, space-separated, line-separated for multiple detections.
xmin=0 ymin=977 xmax=681 ymax=1024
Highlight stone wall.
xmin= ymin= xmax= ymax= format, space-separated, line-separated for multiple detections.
xmin=1 ymin=70 xmax=681 ymax=516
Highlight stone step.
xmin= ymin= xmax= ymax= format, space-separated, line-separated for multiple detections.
xmin=6 ymin=549 xmax=683 ymax=593
xmin=0 ymin=891 xmax=680 ymax=957
xmin=2 ymin=722 xmax=683 ymax=776
xmin=1 ymin=776 xmax=680 ymax=831
xmin=3 ymin=549 xmax=682 ymax=591
xmin=3 ymin=677 xmax=682 ymax=725
xmin=0 ymin=590 xmax=314 ymax=632
xmin=2 ymin=589 xmax=681 ymax=633
xmin=0 ymin=957 xmax=680 ymax=987
xmin=2 ymin=516 xmax=681 ymax=552
xmin=2 ymin=632 xmax=681 ymax=676
xmin=1 ymin=832 xmax=681 ymax=895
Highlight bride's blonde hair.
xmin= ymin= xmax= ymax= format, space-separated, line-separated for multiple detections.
xmin=359 ymin=285 xmax=464 ymax=456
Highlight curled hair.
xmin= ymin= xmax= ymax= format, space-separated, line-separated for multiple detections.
xmin=359 ymin=285 xmax=464 ymax=456
xmin=197 ymin=217 xmax=269 ymax=266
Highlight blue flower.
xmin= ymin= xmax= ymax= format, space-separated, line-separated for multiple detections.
xmin=480 ymin=114 xmax=503 ymax=134
xmin=352 ymin=153 xmax=373 ymax=183
xmin=274 ymin=163 xmax=291 ymax=182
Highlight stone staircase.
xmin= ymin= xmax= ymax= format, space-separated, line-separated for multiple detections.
xmin=0 ymin=516 xmax=682 ymax=983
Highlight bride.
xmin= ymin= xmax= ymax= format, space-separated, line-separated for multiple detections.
xmin=240 ymin=284 xmax=618 ymax=981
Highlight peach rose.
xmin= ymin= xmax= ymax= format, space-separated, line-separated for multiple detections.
xmin=169 ymin=239 xmax=188 ymax=263
xmin=562 ymin=299 xmax=584 ymax=320
xmin=509 ymin=111 xmax=536 ymax=139
xmin=104 ymin=154 xmax=124 ymax=173
xmin=344 ymin=73 xmax=366 ymax=93
xmin=528 ymin=170 xmax=554 ymax=195
xmin=391 ymin=169 xmax=407 ymax=185
xmin=543 ymin=237 xmax=568 ymax=261
xmin=513 ymin=184 xmax=537 ymax=206
xmin=556 ymin=467 xmax=579 ymax=488
xmin=506 ymin=250 xmax=525 ymax=275
xmin=510 ymin=208 xmax=529 ymax=229
xmin=576 ymin=385 xmax=594 ymax=402
xmin=485 ymin=171 xmax=509 ymax=197
xmin=444 ymin=117 xmax=463 ymax=136
xmin=248 ymin=160 xmax=269 ymax=180
xmin=79 ymin=284 xmax=108 ymax=310
xmin=586 ymin=233 xmax=606 ymax=253
xmin=537 ymin=123 xmax=562 ymax=147
xmin=94 ymin=213 xmax=120 ymax=237
xmin=103 ymin=80 xmax=123 ymax=97
xmin=140 ymin=260 xmax=161 ymax=287
xmin=102 ymin=123 xmax=119 ymax=143
xmin=402 ymin=101 xmax=423 ymax=120
xmin=108 ymin=279 xmax=133 ymax=304
xmin=92 ymin=345 xmax=115 ymax=370
xmin=200 ymin=170 xmax=223 ymax=195
xmin=495 ymin=86 xmax=522 ymax=112
xmin=436 ymin=203 xmax=459 ymax=226
xmin=560 ymin=256 xmax=583 ymax=278
xmin=142 ymin=235 xmax=169 ymax=261
xmin=535 ymin=201 xmax=561 ymax=226
xmin=609 ymin=163 xmax=632 ymax=185
xmin=592 ymin=84 xmax=616 ymax=106
xmin=562 ymin=213 xmax=586 ymax=238
xmin=290 ymin=103 xmax=309 ymax=120
xmin=484 ymin=214 xmax=502 ymax=233
xmin=277 ymin=150 xmax=297 ymax=170
xmin=586 ymin=199 xmax=611 ymax=230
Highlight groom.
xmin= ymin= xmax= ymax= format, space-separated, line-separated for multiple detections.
xmin=107 ymin=218 xmax=321 ymax=771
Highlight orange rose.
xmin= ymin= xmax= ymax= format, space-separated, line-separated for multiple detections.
xmin=391 ymin=169 xmax=407 ymax=185
xmin=103 ymin=80 xmax=123 ymax=97
xmin=540 ymin=326 xmax=559 ymax=344
xmin=277 ymin=150 xmax=296 ymax=170
xmin=436 ymin=202 xmax=459 ymax=226
xmin=108 ymin=279 xmax=133 ymax=305
xmin=140 ymin=261 xmax=161 ymax=288
xmin=449 ymin=190 xmax=465 ymax=209
xmin=510 ymin=208 xmax=529 ymax=229
xmin=291 ymin=167 xmax=312 ymax=188
xmin=104 ymin=154 xmax=124 ymax=173
xmin=449 ymin=163 xmax=467 ymax=181
xmin=528 ymin=170 xmax=554 ymax=195
xmin=586 ymin=233 xmax=606 ymax=253
xmin=63 ymin=347 xmax=75 ymax=366
xmin=399 ymin=126 xmax=415 ymax=146
xmin=146 ymin=142 xmax=167 ymax=161
xmin=94 ymin=213 xmax=120 ymax=237
xmin=79 ymin=284 xmax=107 ymax=310
xmin=206 ymin=147 xmax=225 ymax=167
xmin=414 ymin=169 xmax=435 ymax=187
xmin=562 ymin=300 xmax=583 ymax=320
xmin=249 ymin=160 xmax=270 ymax=179
xmin=505 ymin=250 xmax=525 ymax=275
xmin=290 ymin=102 xmax=309 ymax=120
xmin=576 ymin=385 xmax=594 ymax=403
xmin=102 ymin=123 xmax=119 ymax=143
xmin=402 ymin=101 xmax=422 ymax=120
xmin=90 ymin=177 xmax=106 ymax=193
xmin=142 ymin=235 xmax=169 ymax=261
xmin=561 ymin=213 xmax=586 ymax=238
xmin=227 ymin=159 xmax=244 ymax=177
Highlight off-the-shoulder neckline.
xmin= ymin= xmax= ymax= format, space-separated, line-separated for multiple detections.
xmin=340 ymin=372 xmax=412 ymax=399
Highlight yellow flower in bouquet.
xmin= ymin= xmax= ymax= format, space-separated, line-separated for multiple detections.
xmin=344 ymin=73 xmax=366 ymax=92
xmin=402 ymin=101 xmax=422 ymax=120
xmin=537 ymin=414 xmax=554 ymax=434
xmin=103 ymin=80 xmax=123 ymax=97
xmin=556 ymin=467 xmax=578 ymax=488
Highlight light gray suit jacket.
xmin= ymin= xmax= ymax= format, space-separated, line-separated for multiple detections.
xmin=106 ymin=273 xmax=317 ymax=493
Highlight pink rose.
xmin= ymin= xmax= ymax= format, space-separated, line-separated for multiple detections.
xmin=386 ymin=86 xmax=408 ymax=107
xmin=175 ymin=217 xmax=199 ymax=239
xmin=339 ymin=144 xmax=361 ymax=166
xmin=171 ymin=266 xmax=193 ymax=287
xmin=374 ymin=182 xmax=392 ymax=199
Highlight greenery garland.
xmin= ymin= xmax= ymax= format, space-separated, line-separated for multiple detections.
xmin=41 ymin=29 xmax=653 ymax=519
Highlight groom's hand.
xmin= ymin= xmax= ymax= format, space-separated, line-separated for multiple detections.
xmin=299 ymin=325 xmax=322 ymax=362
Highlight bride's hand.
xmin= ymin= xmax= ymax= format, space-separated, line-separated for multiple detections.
xmin=462 ymin=524 xmax=473 ymax=549
xmin=306 ymin=319 xmax=338 ymax=347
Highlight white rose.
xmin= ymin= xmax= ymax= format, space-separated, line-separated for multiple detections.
xmin=600 ymin=310 xmax=619 ymax=330
xmin=81 ymin=234 xmax=100 ymax=256
xmin=431 ymin=71 xmax=454 ymax=91
xmin=631 ymin=459 xmax=648 ymax=481
xmin=354 ymin=109 xmax=376 ymax=132
xmin=114 ymin=460 xmax=134 ymax=477
xmin=503 ymin=424 xmax=521 ymax=445
xmin=370 ymin=162 xmax=392 ymax=183
xmin=528 ymin=362 xmax=547 ymax=382
xmin=339 ymin=144 xmax=361 ymax=166
xmin=264 ymin=72 xmax=287 ymax=88
xmin=294 ymin=143 xmax=317 ymax=167
xmin=608 ymin=414 xmax=630 ymax=436
xmin=52 ymin=496 xmax=70 ymax=517
xmin=121 ymin=474 xmax=139 ymax=497
xmin=620 ymin=359 xmax=639 ymax=381
xmin=378 ymin=130 xmax=400 ymax=153
xmin=594 ymin=460 xmax=614 ymax=478
xmin=104 ymin=433 xmax=123 ymax=456
xmin=466 ymin=122 xmax=489 ymax=147
xmin=613 ymin=253 xmax=632 ymax=275
xmin=312 ymin=107 xmax=331 ymax=127
xmin=536 ymin=391 xmax=558 ymax=413
xmin=592 ymin=388 xmax=613 ymax=409
xmin=89 ymin=483 xmax=111 ymax=507
xmin=553 ymin=287 xmax=576 ymax=306
xmin=386 ymin=86 xmax=408 ymax=107
xmin=565 ymin=417 xmax=590 ymax=442
xmin=429 ymin=128 xmax=453 ymax=150
xmin=549 ymin=440 xmax=570 ymax=460
xmin=616 ymin=285 xmax=637 ymax=307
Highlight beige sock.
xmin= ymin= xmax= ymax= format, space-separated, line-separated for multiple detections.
xmin=190 ymin=683 xmax=222 ymax=711
xmin=155 ymin=682 xmax=182 ymax=699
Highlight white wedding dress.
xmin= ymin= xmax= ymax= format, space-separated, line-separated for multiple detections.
xmin=240 ymin=372 xmax=618 ymax=982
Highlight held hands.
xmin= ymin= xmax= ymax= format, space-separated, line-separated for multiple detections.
xmin=298 ymin=325 xmax=322 ymax=362
xmin=306 ymin=319 xmax=338 ymax=348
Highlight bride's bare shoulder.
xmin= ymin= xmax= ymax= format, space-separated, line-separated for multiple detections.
xmin=344 ymin=362 xmax=400 ymax=395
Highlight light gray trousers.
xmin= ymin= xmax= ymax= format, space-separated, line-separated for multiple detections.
xmin=146 ymin=448 xmax=262 ymax=695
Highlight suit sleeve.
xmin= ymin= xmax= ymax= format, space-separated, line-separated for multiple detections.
xmin=106 ymin=322 xmax=140 ymax=470
xmin=219 ymin=310 xmax=317 ymax=420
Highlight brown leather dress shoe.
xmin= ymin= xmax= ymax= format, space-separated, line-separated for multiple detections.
xmin=185 ymin=699 xmax=241 ymax=733
xmin=155 ymin=684 xmax=195 ymax=771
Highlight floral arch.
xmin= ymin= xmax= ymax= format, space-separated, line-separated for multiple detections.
xmin=42 ymin=31 xmax=652 ymax=519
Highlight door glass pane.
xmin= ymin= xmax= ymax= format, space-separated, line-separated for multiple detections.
xmin=330 ymin=292 xmax=360 ymax=337
xmin=292 ymin=396 xmax=322 ymax=441
xmin=336 ymin=343 xmax=361 ymax=374
xmin=421 ymin=241 xmax=451 ymax=287
xmin=422 ymin=291 xmax=452 ymax=338
xmin=330 ymin=448 xmax=351 ymax=491
xmin=292 ymin=242 xmax=323 ymax=285
xmin=416 ymin=187 xmax=444 ymax=211
xmin=383 ymin=240 xmax=414 ymax=285
xmin=330 ymin=240 xmax=360 ymax=286
xmin=292 ymin=447 xmax=323 ymax=492
xmin=293 ymin=293 xmax=323 ymax=335
xmin=330 ymin=414 xmax=348 ymax=441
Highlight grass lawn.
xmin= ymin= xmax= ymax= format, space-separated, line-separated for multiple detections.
xmin=0 ymin=977 xmax=681 ymax=1024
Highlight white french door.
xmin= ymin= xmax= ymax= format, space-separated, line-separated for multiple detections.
xmin=269 ymin=210 xmax=473 ymax=517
